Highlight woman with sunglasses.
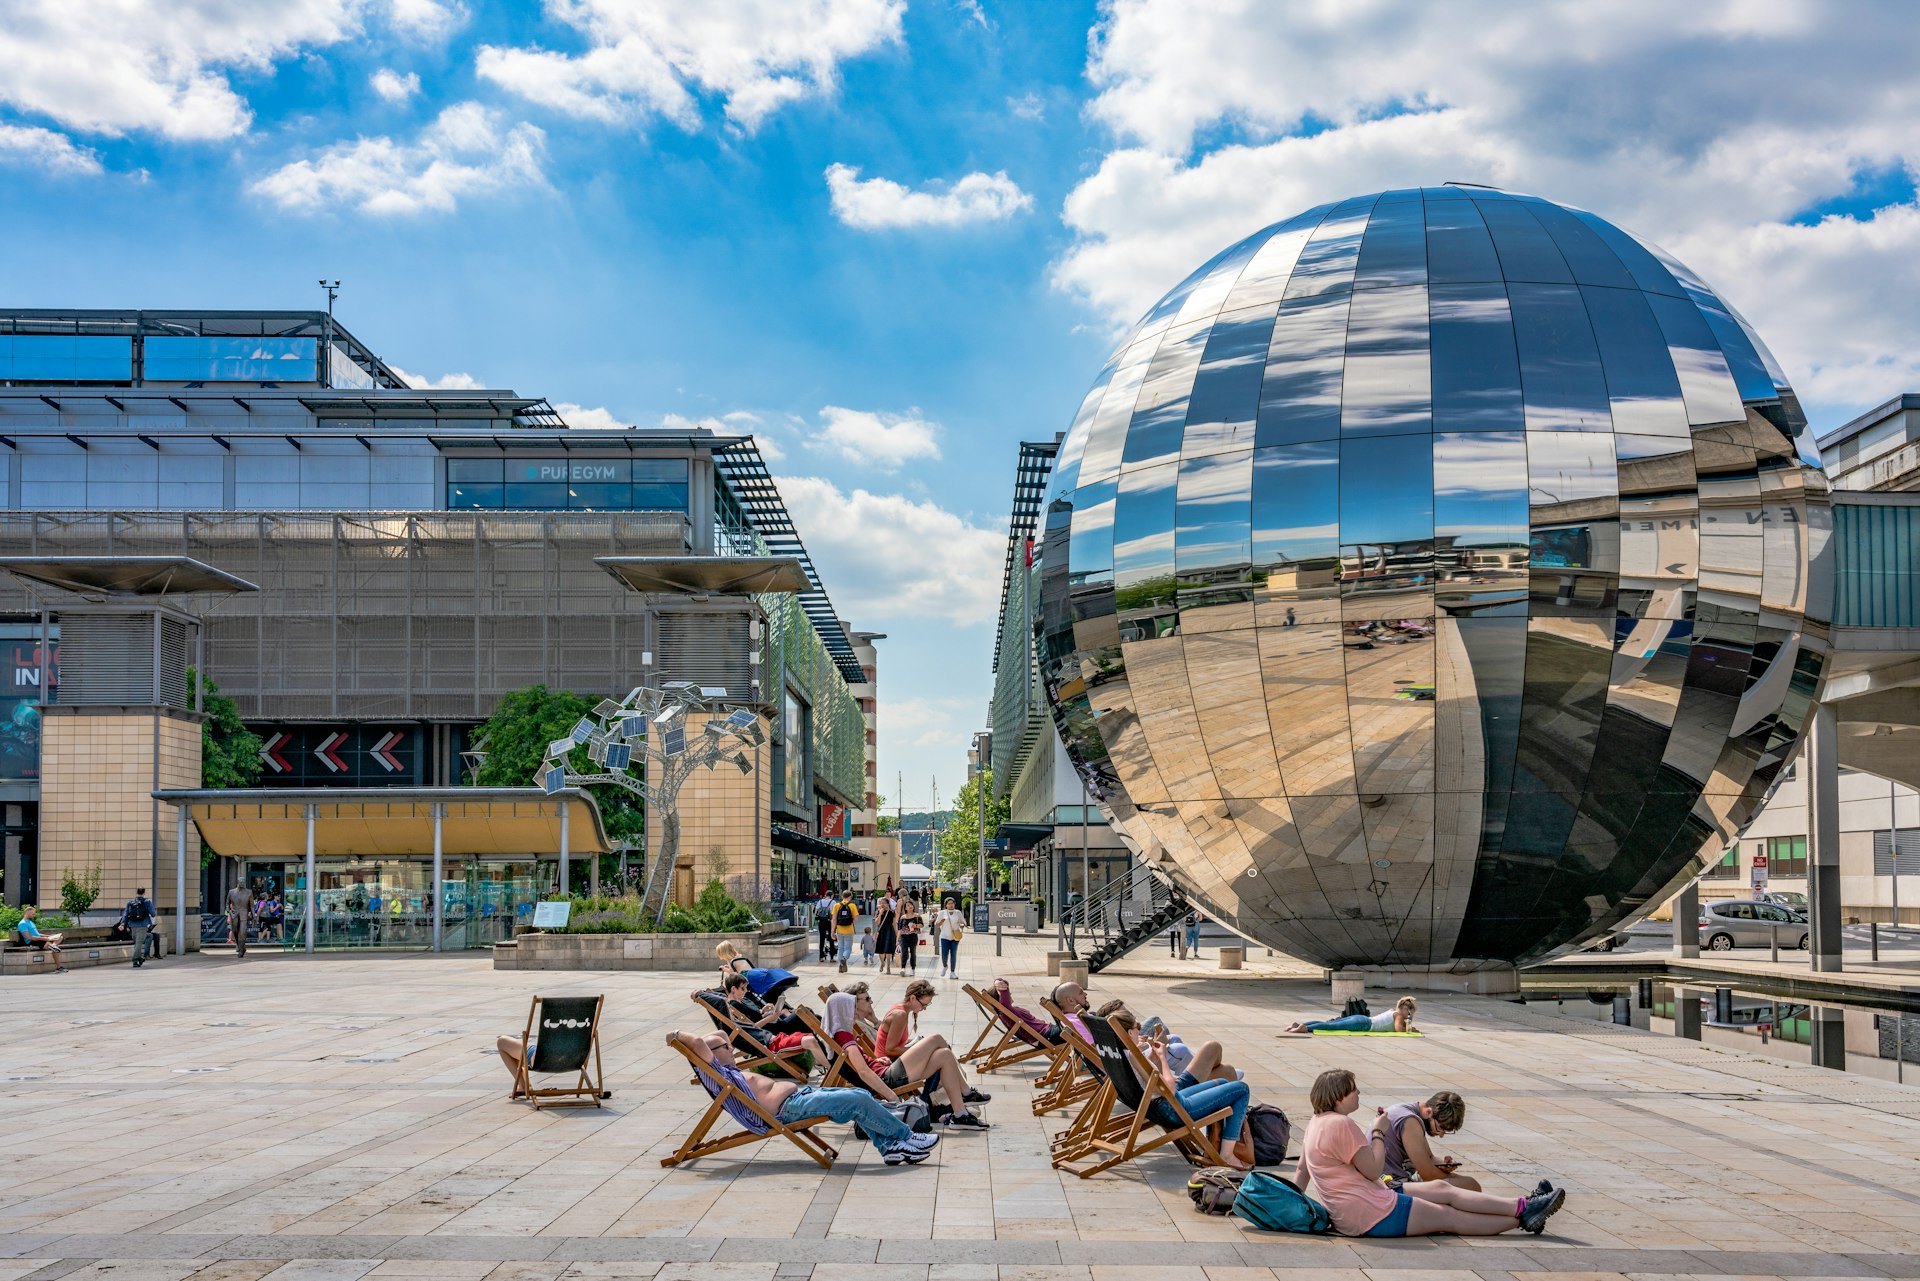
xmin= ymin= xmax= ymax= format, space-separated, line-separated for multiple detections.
xmin=1377 ymin=1092 xmax=1479 ymax=1191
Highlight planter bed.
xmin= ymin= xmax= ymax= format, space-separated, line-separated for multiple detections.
xmin=495 ymin=927 xmax=806 ymax=972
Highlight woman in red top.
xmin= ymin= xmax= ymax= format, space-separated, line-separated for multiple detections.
xmin=824 ymin=989 xmax=992 ymax=1128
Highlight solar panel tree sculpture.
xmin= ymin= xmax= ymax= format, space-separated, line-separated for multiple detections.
xmin=536 ymin=682 xmax=764 ymax=926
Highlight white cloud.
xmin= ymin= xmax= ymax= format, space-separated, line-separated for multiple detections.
xmin=1007 ymin=92 xmax=1045 ymax=121
xmin=558 ymin=403 xmax=628 ymax=429
xmin=780 ymin=475 xmax=1002 ymax=625
xmin=814 ymin=405 xmax=941 ymax=469
xmin=390 ymin=365 xmax=482 ymax=389
xmin=250 ymin=102 xmax=546 ymax=215
xmin=1059 ymin=0 xmax=1920 ymax=416
xmin=826 ymin=163 xmax=1032 ymax=229
xmin=887 ymin=694 xmax=974 ymax=749
xmin=476 ymin=0 xmax=904 ymax=132
xmin=0 ymin=121 xmax=101 ymax=174
xmin=385 ymin=0 xmax=466 ymax=40
xmin=370 ymin=68 xmax=421 ymax=102
xmin=0 ymin=0 xmax=366 ymax=140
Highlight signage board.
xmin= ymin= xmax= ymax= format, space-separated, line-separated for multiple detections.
xmin=820 ymin=803 xmax=849 ymax=839
xmin=531 ymin=901 xmax=572 ymax=929
xmin=972 ymin=902 xmax=990 ymax=932
xmin=1750 ymin=850 xmax=1768 ymax=892
xmin=984 ymin=838 xmax=1010 ymax=851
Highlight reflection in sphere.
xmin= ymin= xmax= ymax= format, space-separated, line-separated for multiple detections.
xmin=1036 ymin=186 xmax=1829 ymax=970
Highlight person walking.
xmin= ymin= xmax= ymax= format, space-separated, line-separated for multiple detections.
xmin=226 ymin=881 xmax=254 ymax=959
xmin=833 ymin=889 xmax=858 ymax=973
xmin=897 ymin=894 xmax=923 ymax=975
xmin=1184 ymin=909 xmax=1204 ymax=960
xmin=933 ymin=896 xmax=966 ymax=979
xmin=874 ymin=889 xmax=898 ymax=976
xmin=119 ymin=886 xmax=158 ymax=967
xmin=814 ymin=890 xmax=835 ymax=962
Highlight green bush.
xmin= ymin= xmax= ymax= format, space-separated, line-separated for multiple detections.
xmin=549 ymin=879 xmax=759 ymax=935
xmin=0 ymin=904 xmax=73 ymax=932
xmin=60 ymin=865 xmax=102 ymax=916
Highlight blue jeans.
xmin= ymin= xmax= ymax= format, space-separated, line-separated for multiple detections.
xmin=837 ymin=934 xmax=854 ymax=963
xmin=1185 ymin=927 xmax=1201 ymax=953
xmin=1176 ymin=1078 xmax=1250 ymax=1140
xmin=939 ymin=937 xmax=959 ymax=971
xmin=778 ymin=1085 xmax=912 ymax=1153
xmin=1301 ymin=1014 xmax=1374 ymax=1033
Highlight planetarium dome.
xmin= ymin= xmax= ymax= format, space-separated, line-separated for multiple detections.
xmin=1036 ymin=185 xmax=1830 ymax=973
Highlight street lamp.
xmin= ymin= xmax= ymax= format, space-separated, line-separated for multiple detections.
xmin=973 ymin=730 xmax=992 ymax=909
xmin=318 ymin=279 xmax=340 ymax=388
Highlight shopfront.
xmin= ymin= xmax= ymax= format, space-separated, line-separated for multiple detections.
xmin=160 ymin=787 xmax=610 ymax=952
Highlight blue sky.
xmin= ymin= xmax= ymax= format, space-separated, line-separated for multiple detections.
xmin=3 ymin=1 xmax=1920 ymax=807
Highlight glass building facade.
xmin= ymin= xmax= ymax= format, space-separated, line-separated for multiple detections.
xmin=1037 ymin=185 xmax=1833 ymax=969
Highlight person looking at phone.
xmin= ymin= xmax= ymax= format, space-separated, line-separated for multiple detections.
xmin=1375 ymin=1091 xmax=1516 ymax=1192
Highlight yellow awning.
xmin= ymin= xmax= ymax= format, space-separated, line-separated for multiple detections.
xmin=152 ymin=788 xmax=613 ymax=858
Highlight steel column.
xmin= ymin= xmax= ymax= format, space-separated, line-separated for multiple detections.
xmin=559 ymin=795 xmax=571 ymax=898
xmin=1673 ymin=880 xmax=1699 ymax=959
xmin=304 ymin=804 xmax=317 ymax=954
xmin=175 ymin=803 xmax=189 ymax=956
xmin=432 ymin=802 xmax=444 ymax=953
xmin=1808 ymin=702 xmax=1843 ymax=972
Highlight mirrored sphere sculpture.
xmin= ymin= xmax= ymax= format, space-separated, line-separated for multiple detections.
xmin=1037 ymin=186 xmax=1830 ymax=970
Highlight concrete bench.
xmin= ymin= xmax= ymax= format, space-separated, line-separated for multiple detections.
xmin=0 ymin=939 xmax=138 ymax=973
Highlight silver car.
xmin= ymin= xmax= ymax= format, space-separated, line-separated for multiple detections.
xmin=1699 ymin=899 xmax=1808 ymax=951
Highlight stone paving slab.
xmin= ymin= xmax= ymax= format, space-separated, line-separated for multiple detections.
xmin=7 ymin=936 xmax=1920 ymax=1281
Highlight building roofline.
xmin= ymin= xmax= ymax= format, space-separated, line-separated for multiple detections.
xmin=0 ymin=309 xmax=407 ymax=391
xmin=1817 ymin=392 xmax=1920 ymax=447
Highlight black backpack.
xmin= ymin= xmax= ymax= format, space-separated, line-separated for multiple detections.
xmin=835 ymin=902 xmax=855 ymax=928
xmin=1342 ymin=997 xmax=1372 ymax=1018
xmin=1246 ymin=1103 xmax=1291 ymax=1166
xmin=125 ymin=897 xmax=154 ymax=925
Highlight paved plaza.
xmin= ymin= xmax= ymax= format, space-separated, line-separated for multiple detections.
xmin=6 ymin=937 xmax=1920 ymax=1281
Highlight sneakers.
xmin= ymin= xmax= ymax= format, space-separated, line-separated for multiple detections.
xmin=961 ymin=1087 xmax=991 ymax=1104
xmin=838 ymin=959 xmax=847 ymax=973
xmin=942 ymin=1111 xmax=990 ymax=1129
xmin=1519 ymin=1187 xmax=1566 ymax=1234
xmin=904 ymin=1131 xmax=941 ymax=1152
xmin=1531 ymin=1178 xmax=1554 ymax=1198
xmin=883 ymin=1142 xmax=932 ymax=1165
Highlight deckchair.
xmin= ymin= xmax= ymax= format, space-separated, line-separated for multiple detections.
xmin=659 ymin=1037 xmax=838 ymax=1169
xmin=1066 ymin=1012 xmax=1230 ymax=1179
xmin=961 ymin=983 xmax=1052 ymax=1073
xmin=1039 ymin=1000 xmax=1115 ymax=1163
xmin=690 ymin=990 xmax=814 ymax=1082
xmin=1034 ymin=997 xmax=1104 ymax=1119
xmin=509 ymin=994 xmax=607 ymax=1110
xmin=794 ymin=1006 xmax=930 ymax=1097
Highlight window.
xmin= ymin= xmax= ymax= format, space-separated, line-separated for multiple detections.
xmin=782 ymin=690 xmax=808 ymax=809
xmin=1765 ymin=835 xmax=1807 ymax=877
xmin=1702 ymin=847 xmax=1739 ymax=880
xmin=0 ymin=335 xmax=133 ymax=382
xmin=442 ymin=455 xmax=689 ymax=511
xmin=144 ymin=336 xmax=318 ymax=382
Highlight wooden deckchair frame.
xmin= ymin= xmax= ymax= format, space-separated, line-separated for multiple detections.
xmin=794 ymin=1005 xmax=930 ymax=1097
xmin=960 ymin=984 xmax=1052 ymax=1074
xmin=690 ymin=990 xmax=813 ymax=1083
xmin=510 ymin=994 xmax=606 ymax=1110
xmin=1039 ymin=999 xmax=1114 ymax=1162
xmin=659 ymin=1038 xmax=838 ymax=1169
xmin=1067 ymin=1012 xmax=1229 ymax=1179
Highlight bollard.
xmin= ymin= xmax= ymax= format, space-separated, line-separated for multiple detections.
xmin=1637 ymin=977 xmax=1653 ymax=1009
xmin=995 ymin=921 xmax=1003 ymax=957
xmin=1714 ymin=986 xmax=1733 ymax=1025
xmin=1219 ymin=945 xmax=1244 ymax=971
xmin=1612 ymin=995 xmax=1631 ymax=1026
xmin=1046 ymin=949 xmax=1073 ymax=977
xmin=1772 ymin=925 xmax=1779 ymax=964
xmin=1872 ymin=922 xmax=1879 ymax=962
xmin=1058 ymin=958 xmax=1090 ymax=990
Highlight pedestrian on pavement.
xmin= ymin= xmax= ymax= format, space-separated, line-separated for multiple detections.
xmin=833 ymin=889 xmax=858 ymax=973
xmin=1184 ymin=910 xmax=1204 ymax=959
xmin=119 ymin=886 xmax=158 ymax=967
xmin=814 ymin=890 xmax=835 ymax=962
xmin=875 ymin=890 xmax=898 ymax=975
xmin=897 ymin=894 xmax=924 ymax=974
xmin=226 ymin=881 xmax=254 ymax=959
xmin=933 ymin=896 xmax=966 ymax=979
xmin=12 ymin=904 xmax=66 ymax=972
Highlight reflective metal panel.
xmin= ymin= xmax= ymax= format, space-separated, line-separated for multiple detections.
xmin=1038 ymin=185 xmax=1830 ymax=971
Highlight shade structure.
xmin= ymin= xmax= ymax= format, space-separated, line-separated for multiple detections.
xmin=0 ymin=555 xmax=257 ymax=597
xmin=154 ymin=788 xmax=613 ymax=858
xmin=597 ymin=555 xmax=811 ymax=595
xmin=1036 ymin=184 xmax=1831 ymax=971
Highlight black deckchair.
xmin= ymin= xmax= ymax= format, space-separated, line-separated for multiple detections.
xmin=510 ymin=994 xmax=607 ymax=1110
xmin=1068 ymin=1012 xmax=1230 ymax=1178
xmin=691 ymin=990 xmax=814 ymax=1082
xmin=659 ymin=1038 xmax=837 ymax=1169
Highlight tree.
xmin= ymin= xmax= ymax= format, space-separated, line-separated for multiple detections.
xmin=470 ymin=685 xmax=645 ymax=845
xmin=188 ymin=668 xmax=263 ymax=790
xmin=935 ymin=769 xmax=1010 ymax=885
xmin=877 ymin=814 xmax=899 ymax=834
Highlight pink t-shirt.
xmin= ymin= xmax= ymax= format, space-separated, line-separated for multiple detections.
xmin=1301 ymin=1112 xmax=1399 ymax=1235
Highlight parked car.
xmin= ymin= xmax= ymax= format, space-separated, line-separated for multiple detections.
xmin=1759 ymin=890 xmax=1809 ymax=913
xmin=1699 ymin=899 xmax=1808 ymax=951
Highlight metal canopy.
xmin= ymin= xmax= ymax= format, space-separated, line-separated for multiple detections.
xmin=712 ymin=438 xmax=865 ymax=682
xmin=992 ymin=437 xmax=1060 ymax=672
xmin=772 ymin=823 xmax=872 ymax=864
xmin=995 ymin=821 xmax=1056 ymax=852
xmin=0 ymin=555 xmax=258 ymax=596
xmin=598 ymin=554 xmax=810 ymax=595
xmin=152 ymin=787 xmax=613 ymax=858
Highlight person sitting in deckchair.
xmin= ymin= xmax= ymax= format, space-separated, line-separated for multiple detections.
xmin=723 ymin=971 xmax=826 ymax=1051
xmin=994 ymin=978 xmax=1052 ymax=1045
xmin=667 ymin=1029 xmax=939 ymax=1166
xmin=1285 ymin=996 xmax=1417 ymax=1034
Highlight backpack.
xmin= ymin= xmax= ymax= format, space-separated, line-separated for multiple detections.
xmin=1230 ymin=1170 xmax=1333 ymax=1234
xmin=124 ymin=897 xmax=154 ymax=925
xmin=835 ymin=902 xmax=856 ymax=928
xmin=1342 ymin=997 xmax=1372 ymax=1018
xmin=816 ymin=899 xmax=832 ymax=919
xmin=1186 ymin=1165 xmax=1247 ymax=1215
xmin=1246 ymin=1103 xmax=1291 ymax=1166
xmin=852 ymin=1096 xmax=931 ymax=1140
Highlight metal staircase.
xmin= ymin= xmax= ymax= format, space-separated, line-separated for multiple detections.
xmin=1065 ymin=862 xmax=1190 ymax=973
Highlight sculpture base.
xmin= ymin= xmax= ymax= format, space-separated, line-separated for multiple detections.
xmin=1328 ymin=964 xmax=1520 ymax=1003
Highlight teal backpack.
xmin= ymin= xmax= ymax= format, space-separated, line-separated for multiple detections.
xmin=1230 ymin=1170 xmax=1334 ymax=1234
